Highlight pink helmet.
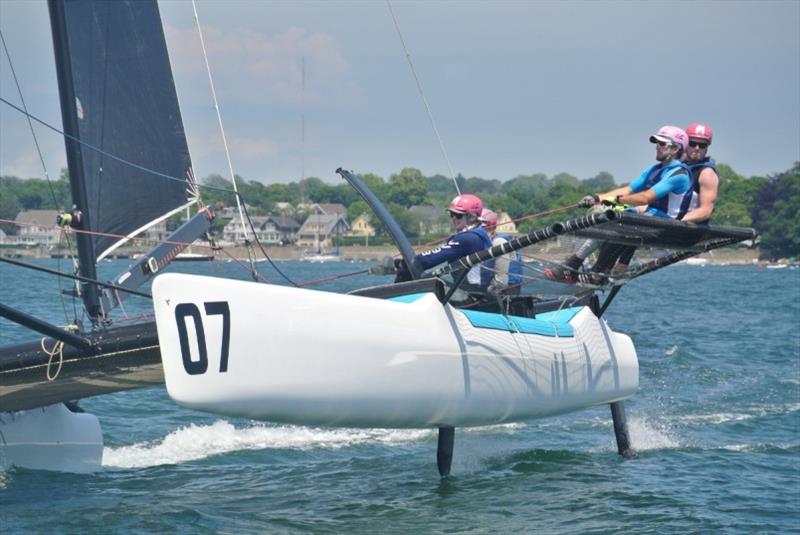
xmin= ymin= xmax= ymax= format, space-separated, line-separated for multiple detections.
xmin=479 ymin=208 xmax=498 ymax=229
xmin=448 ymin=194 xmax=483 ymax=216
xmin=686 ymin=122 xmax=713 ymax=144
xmin=649 ymin=125 xmax=688 ymax=152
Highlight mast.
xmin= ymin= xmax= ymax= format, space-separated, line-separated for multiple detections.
xmin=47 ymin=0 xmax=101 ymax=321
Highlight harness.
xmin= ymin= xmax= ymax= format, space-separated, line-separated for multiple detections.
xmin=481 ymin=234 xmax=523 ymax=286
xmin=677 ymin=158 xmax=717 ymax=220
xmin=458 ymin=225 xmax=494 ymax=287
xmin=643 ymin=160 xmax=691 ymax=216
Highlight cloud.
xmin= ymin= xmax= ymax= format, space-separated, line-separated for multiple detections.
xmin=165 ymin=24 xmax=347 ymax=105
xmin=230 ymin=136 xmax=280 ymax=161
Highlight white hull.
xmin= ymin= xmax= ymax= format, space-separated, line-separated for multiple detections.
xmin=153 ymin=274 xmax=638 ymax=428
xmin=0 ymin=403 xmax=103 ymax=473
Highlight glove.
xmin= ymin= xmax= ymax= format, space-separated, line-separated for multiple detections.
xmin=371 ymin=257 xmax=399 ymax=275
xmin=393 ymin=258 xmax=414 ymax=283
xmin=578 ymin=194 xmax=598 ymax=208
xmin=601 ymin=197 xmax=630 ymax=213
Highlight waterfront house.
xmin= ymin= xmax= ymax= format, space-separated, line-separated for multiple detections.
xmin=13 ymin=210 xmax=61 ymax=246
xmin=297 ymin=213 xmax=350 ymax=248
xmin=347 ymin=213 xmax=376 ymax=238
xmin=260 ymin=214 xmax=301 ymax=245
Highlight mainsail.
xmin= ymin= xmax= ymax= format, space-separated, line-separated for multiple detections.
xmin=49 ymin=0 xmax=197 ymax=316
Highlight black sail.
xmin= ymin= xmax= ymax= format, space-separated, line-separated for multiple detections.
xmin=50 ymin=0 xmax=196 ymax=267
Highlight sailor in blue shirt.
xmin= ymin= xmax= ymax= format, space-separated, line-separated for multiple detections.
xmin=546 ymin=125 xmax=692 ymax=283
xmin=396 ymin=194 xmax=492 ymax=287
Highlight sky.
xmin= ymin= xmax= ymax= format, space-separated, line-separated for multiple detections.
xmin=1 ymin=0 xmax=798 ymax=188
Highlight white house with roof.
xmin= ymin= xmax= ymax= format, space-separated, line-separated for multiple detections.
xmin=258 ymin=214 xmax=301 ymax=245
xmin=13 ymin=210 xmax=62 ymax=246
xmin=313 ymin=203 xmax=347 ymax=217
xmin=223 ymin=216 xmax=266 ymax=244
xmin=222 ymin=214 xmax=301 ymax=245
xmin=297 ymin=213 xmax=350 ymax=247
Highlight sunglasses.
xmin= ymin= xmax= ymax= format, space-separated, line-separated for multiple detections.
xmin=449 ymin=211 xmax=465 ymax=219
xmin=689 ymin=141 xmax=709 ymax=149
xmin=655 ymin=141 xmax=674 ymax=148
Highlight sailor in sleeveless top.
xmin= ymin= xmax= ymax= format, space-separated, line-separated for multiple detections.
xmin=680 ymin=122 xmax=719 ymax=224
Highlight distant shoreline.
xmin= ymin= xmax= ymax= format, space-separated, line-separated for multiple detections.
xmin=1 ymin=244 xmax=762 ymax=265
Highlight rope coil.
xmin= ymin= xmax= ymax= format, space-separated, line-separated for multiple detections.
xmin=41 ymin=337 xmax=65 ymax=381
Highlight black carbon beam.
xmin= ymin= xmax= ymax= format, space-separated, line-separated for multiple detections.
xmin=437 ymin=426 xmax=455 ymax=477
xmin=0 ymin=302 xmax=92 ymax=350
xmin=433 ymin=210 xmax=617 ymax=290
xmin=0 ymin=321 xmax=162 ymax=412
xmin=336 ymin=168 xmax=422 ymax=279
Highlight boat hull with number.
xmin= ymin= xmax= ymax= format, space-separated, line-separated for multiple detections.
xmin=152 ymin=273 xmax=638 ymax=428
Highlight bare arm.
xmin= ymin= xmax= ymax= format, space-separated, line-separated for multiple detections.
xmin=618 ymin=188 xmax=656 ymax=207
xmin=597 ymin=186 xmax=633 ymax=203
xmin=681 ymin=169 xmax=719 ymax=223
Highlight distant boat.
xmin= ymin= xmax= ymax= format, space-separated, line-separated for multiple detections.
xmin=174 ymin=252 xmax=214 ymax=262
xmin=683 ymin=257 xmax=708 ymax=266
xmin=765 ymin=263 xmax=788 ymax=269
xmin=301 ymin=250 xmax=341 ymax=263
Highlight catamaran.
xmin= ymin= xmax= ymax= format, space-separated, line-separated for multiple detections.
xmin=0 ymin=0 xmax=756 ymax=476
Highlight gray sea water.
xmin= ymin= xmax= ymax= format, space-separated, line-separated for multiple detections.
xmin=1 ymin=259 xmax=798 ymax=534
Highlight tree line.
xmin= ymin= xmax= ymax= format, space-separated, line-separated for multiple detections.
xmin=1 ymin=162 xmax=798 ymax=258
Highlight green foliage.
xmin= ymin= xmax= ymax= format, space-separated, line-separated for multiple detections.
xmin=346 ymin=200 xmax=371 ymax=222
xmin=750 ymin=162 xmax=800 ymax=258
xmin=713 ymin=164 xmax=763 ymax=227
xmin=388 ymin=168 xmax=428 ymax=207
xmin=0 ymin=174 xmax=71 ymax=234
xmin=3 ymin=161 xmax=798 ymax=256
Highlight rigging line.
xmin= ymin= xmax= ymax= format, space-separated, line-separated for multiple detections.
xmin=238 ymin=195 xmax=299 ymax=286
xmin=0 ymin=96 xmax=235 ymax=197
xmin=0 ymin=256 xmax=152 ymax=299
xmin=0 ymin=217 xmax=213 ymax=251
xmin=404 ymin=202 xmax=581 ymax=255
xmin=298 ymin=268 xmax=370 ymax=288
xmin=0 ymin=216 xmax=265 ymax=282
xmin=190 ymin=0 xmax=258 ymax=276
xmin=0 ymin=28 xmax=79 ymax=325
xmin=0 ymin=31 xmax=57 ymax=201
xmin=386 ymin=1 xmax=460 ymax=195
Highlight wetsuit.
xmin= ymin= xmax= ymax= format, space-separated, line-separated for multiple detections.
xmin=396 ymin=225 xmax=492 ymax=285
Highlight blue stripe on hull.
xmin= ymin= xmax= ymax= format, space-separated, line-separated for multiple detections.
xmin=388 ymin=293 xmax=580 ymax=337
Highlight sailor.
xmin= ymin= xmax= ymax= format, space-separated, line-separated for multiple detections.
xmin=680 ymin=122 xmax=719 ymax=224
xmin=479 ymin=209 xmax=524 ymax=295
xmin=395 ymin=194 xmax=492 ymax=287
xmin=546 ymin=125 xmax=693 ymax=282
